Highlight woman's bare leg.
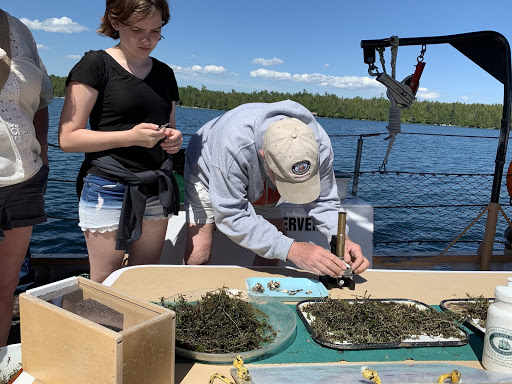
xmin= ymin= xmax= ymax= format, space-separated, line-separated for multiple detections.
xmin=84 ymin=230 xmax=126 ymax=283
xmin=0 ymin=227 xmax=32 ymax=346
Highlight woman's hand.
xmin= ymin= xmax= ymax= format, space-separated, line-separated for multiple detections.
xmin=128 ymin=123 xmax=166 ymax=148
xmin=160 ymin=126 xmax=183 ymax=154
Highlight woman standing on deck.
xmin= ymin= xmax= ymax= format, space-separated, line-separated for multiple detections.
xmin=0 ymin=9 xmax=53 ymax=346
xmin=59 ymin=0 xmax=182 ymax=283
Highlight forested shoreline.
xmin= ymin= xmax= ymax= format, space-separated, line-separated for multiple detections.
xmin=49 ymin=75 xmax=503 ymax=129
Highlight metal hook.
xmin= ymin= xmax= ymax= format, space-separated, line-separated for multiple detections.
xmin=417 ymin=44 xmax=427 ymax=63
xmin=368 ymin=63 xmax=380 ymax=77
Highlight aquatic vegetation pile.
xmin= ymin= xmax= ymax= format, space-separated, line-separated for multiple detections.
xmin=159 ymin=289 xmax=276 ymax=353
xmin=303 ymin=296 xmax=463 ymax=345
xmin=454 ymin=294 xmax=490 ymax=328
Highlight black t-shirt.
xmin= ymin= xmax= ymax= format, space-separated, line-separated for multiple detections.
xmin=66 ymin=50 xmax=180 ymax=178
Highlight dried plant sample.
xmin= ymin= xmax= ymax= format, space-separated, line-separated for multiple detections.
xmin=302 ymin=296 xmax=464 ymax=345
xmin=445 ymin=294 xmax=490 ymax=328
xmin=159 ymin=289 xmax=276 ymax=353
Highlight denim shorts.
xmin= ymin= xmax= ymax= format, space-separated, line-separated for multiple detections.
xmin=0 ymin=165 xmax=49 ymax=240
xmin=78 ymin=174 xmax=168 ymax=233
xmin=184 ymin=173 xmax=283 ymax=225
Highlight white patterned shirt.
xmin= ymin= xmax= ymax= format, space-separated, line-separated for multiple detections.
xmin=0 ymin=11 xmax=53 ymax=186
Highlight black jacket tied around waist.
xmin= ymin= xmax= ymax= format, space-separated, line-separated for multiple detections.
xmin=88 ymin=156 xmax=180 ymax=250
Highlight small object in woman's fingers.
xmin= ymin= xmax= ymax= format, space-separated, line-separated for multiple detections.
xmin=158 ymin=123 xmax=171 ymax=132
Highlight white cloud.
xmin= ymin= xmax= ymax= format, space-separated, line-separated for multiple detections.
xmin=460 ymin=95 xmax=469 ymax=101
xmin=250 ymin=68 xmax=291 ymax=80
xmin=20 ymin=17 xmax=88 ymax=34
xmin=65 ymin=55 xmax=81 ymax=60
xmin=249 ymin=68 xmax=382 ymax=90
xmin=323 ymin=64 xmax=330 ymax=69
xmin=251 ymin=57 xmax=284 ymax=66
xmin=204 ymin=65 xmax=227 ymax=74
xmin=37 ymin=44 xmax=49 ymax=50
xmin=416 ymin=87 xmax=440 ymax=100
xmin=172 ymin=64 xmax=228 ymax=75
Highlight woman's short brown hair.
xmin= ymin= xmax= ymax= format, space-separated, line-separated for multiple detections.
xmin=97 ymin=0 xmax=170 ymax=39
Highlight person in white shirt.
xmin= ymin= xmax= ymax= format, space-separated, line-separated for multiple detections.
xmin=0 ymin=9 xmax=53 ymax=346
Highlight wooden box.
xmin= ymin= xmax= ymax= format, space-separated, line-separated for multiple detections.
xmin=19 ymin=276 xmax=175 ymax=384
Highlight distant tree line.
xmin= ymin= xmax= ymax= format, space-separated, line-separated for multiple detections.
xmin=49 ymin=75 xmax=67 ymax=99
xmin=50 ymin=76 xmax=503 ymax=129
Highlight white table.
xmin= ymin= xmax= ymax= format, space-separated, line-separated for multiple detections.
xmin=11 ymin=266 xmax=511 ymax=383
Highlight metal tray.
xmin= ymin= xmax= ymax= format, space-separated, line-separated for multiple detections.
xmin=297 ymin=298 xmax=470 ymax=350
xmin=245 ymin=277 xmax=329 ymax=302
xmin=439 ymin=297 xmax=493 ymax=336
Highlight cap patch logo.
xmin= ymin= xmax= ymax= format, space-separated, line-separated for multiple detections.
xmin=292 ymin=161 xmax=311 ymax=175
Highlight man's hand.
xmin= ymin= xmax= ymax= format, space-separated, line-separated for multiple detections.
xmin=286 ymin=242 xmax=348 ymax=278
xmin=343 ymin=236 xmax=370 ymax=274
xmin=286 ymin=236 xmax=369 ymax=277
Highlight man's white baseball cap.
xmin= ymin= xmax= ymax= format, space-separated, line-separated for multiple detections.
xmin=262 ymin=118 xmax=320 ymax=204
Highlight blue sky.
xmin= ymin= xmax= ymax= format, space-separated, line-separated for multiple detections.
xmin=2 ymin=0 xmax=512 ymax=104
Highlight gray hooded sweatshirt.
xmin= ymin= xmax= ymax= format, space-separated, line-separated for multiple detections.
xmin=184 ymin=100 xmax=341 ymax=261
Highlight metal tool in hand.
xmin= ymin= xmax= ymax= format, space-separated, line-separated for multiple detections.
xmin=335 ymin=212 xmax=354 ymax=289
xmin=320 ymin=212 xmax=355 ymax=290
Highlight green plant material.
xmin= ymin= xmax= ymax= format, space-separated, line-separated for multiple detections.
xmin=0 ymin=364 xmax=21 ymax=384
xmin=159 ymin=289 xmax=276 ymax=354
xmin=303 ymin=295 xmax=463 ymax=345
xmin=443 ymin=295 xmax=490 ymax=328
xmin=462 ymin=294 xmax=490 ymax=328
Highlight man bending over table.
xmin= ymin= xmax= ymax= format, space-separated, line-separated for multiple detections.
xmin=183 ymin=100 xmax=369 ymax=278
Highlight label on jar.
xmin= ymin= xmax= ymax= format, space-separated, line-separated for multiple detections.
xmin=488 ymin=332 xmax=512 ymax=355
xmin=484 ymin=327 xmax=512 ymax=371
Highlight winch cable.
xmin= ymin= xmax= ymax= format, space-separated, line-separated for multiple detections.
xmin=369 ymin=37 xmax=427 ymax=172
xmin=379 ymin=36 xmax=401 ymax=172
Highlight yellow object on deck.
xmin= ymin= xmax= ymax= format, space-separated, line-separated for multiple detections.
xmin=361 ymin=366 xmax=382 ymax=384
xmin=233 ymin=355 xmax=251 ymax=381
xmin=209 ymin=355 xmax=251 ymax=384
xmin=437 ymin=369 xmax=461 ymax=383
xmin=208 ymin=373 xmax=235 ymax=384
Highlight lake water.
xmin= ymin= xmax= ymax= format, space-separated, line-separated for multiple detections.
xmin=31 ymin=98 xmax=512 ymax=255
